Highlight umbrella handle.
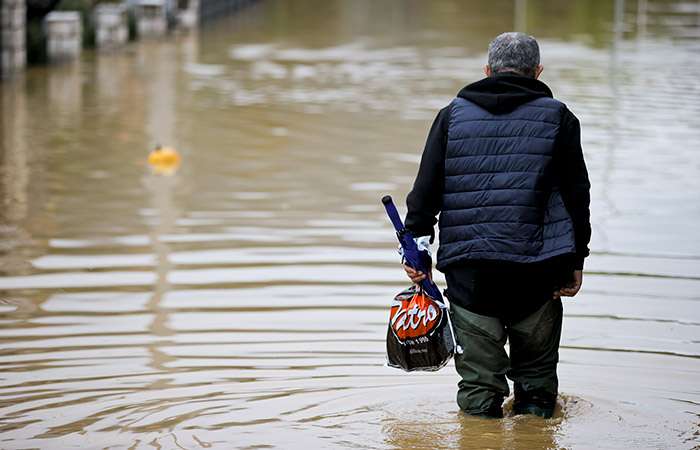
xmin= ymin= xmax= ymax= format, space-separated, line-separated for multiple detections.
xmin=382 ymin=195 xmax=405 ymax=232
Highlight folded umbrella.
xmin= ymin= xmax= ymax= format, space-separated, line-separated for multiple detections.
xmin=382 ymin=195 xmax=441 ymax=300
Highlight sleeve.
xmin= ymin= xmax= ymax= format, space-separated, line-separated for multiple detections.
xmin=404 ymin=105 xmax=450 ymax=242
xmin=556 ymin=109 xmax=592 ymax=270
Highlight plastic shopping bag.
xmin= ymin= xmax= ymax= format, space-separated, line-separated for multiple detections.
xmin=386 ymin=284 xmax=455 ymax=371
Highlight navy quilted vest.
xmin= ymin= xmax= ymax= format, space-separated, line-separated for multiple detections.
xmin=436 ymin=96 xmax=576 ymax=270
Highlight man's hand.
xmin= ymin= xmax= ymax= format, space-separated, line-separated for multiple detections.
xmin=403 ymin=264 xmax=432 ymax=285
xmin=553 ymin=270 xmax=583 ymax=300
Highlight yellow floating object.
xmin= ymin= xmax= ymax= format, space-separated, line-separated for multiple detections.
xmin=148 ymin=145 xmax=181 ymax=175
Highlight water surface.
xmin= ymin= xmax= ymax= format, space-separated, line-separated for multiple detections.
xmin=1 ymin=0 xmax=700 ymax=448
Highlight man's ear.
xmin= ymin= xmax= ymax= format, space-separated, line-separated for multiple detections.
xmin=535 ymin=64 xmax=544 ymax=79
xmin=484 ymin=64 xmax=492 ymax=77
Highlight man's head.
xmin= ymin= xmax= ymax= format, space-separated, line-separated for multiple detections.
xmin=485 ymin=32 xmax=543 ymax=79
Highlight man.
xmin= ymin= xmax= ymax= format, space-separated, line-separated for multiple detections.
xmin=403 ymin=32 xmax=591 ymax=419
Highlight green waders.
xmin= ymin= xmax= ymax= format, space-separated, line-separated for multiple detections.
xmin=450 ymin=298 xmax=563 ymax=418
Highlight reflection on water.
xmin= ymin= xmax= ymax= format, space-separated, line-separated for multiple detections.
xmin=1 ymin=0 xmax=700 ymax=448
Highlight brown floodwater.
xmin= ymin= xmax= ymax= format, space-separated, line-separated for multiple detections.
xmin=1 ymin=0 xmax=700 ymax=448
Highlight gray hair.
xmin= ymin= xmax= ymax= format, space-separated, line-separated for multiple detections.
xmin=487 ymin=32 xmax=540 ymax=78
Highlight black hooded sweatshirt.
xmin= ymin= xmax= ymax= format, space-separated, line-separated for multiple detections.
xmin=404 ymin=74 xmax=591 ymax=321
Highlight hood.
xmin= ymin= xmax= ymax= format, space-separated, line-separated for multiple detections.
xmin=457 ymin=74 xmax=553 ymax=115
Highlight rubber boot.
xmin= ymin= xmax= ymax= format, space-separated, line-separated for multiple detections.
xmin=466 ymin=398 xmax=504 ymax=419
xmin=512 ymin=385 xmax=556 ymax=419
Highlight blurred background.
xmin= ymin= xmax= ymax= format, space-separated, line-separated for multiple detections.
xmin=1 ymin=0 xmax=699 ymax=449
